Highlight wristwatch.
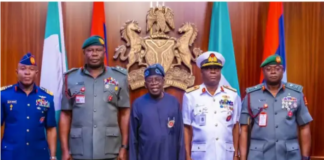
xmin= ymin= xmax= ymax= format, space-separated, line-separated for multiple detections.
xmin=50 ymin=156 xmax=57 ymax=160
xmin=121 ymin=144 xmax=129 ymax=150
xmin=302 ymin=156 xmax=310 ymax=160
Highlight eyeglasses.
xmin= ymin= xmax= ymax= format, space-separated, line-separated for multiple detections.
xmin=145 ymin=77 xmax=164 ymax=84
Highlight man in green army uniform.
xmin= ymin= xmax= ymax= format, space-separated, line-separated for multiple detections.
xmin=239 ymin=55 xmax=312 ymax=160
xmin=59 ymin=36 xmax=130 ymax=160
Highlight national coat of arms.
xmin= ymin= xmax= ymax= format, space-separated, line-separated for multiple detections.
xmin=113 ymin=6 xmax=203 ymax=90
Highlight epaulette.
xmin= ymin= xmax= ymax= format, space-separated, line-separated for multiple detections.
xmin=0 ymin=85 xmax=13 ymax=91
xmin=223 ymin=85 xmax=237 ymax=92
xmin=40 ymin=87 xmax=53 ymax=96
xmin=246 ymin=84 xmax=262 ymax=93
xmin=186 ymin=85 xmax=200 ymax=93
xmin=63 ymin=68 xmax=78 ymax=75
xmin=111 ymin=66 xmax=128 ymax=75
xmin=285 ymin=82 xmax=303 ymax=92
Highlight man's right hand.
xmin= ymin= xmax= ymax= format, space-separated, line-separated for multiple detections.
xmin=61 ymin=151 xmax=72 ymax=160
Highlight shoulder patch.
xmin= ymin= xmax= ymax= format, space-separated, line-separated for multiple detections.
xmin=223 ymin=85 xmax=237 ymax=92
xmin=40 ymin=87 xmax=53 ymax=96
xmin=63 ymin=68 xmax=78 ymax=75
xmin=246 ymin=84 xmax=262 ymax=93
xmin=111 ymin=66 xmax=128 ymax=75
xmin=186 ymin=85 xmax=200 ymax=93
xmin=0 ymin=85 xmax=13 ymax=91
xmin=285 ymin=82 xmax=303 ymax=92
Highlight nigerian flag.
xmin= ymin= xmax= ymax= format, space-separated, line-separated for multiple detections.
xmin=40 ymin=2 xmax=67 ymax=159
xmin=208 ymin=2 xmax=241 ymax=96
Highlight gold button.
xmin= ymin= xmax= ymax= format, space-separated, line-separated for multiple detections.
xmin=27 ymin=104 xmax=30 ymax=106
xmin=27 ymin=129 xmax=29 ymax=132
xmin=26 ymin=142 xmax=29 ymax=145
xmin=27 ymin=116 xmax=30 ymax=119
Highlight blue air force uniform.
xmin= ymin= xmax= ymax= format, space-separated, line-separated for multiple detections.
xmin=1 ymin=53 xmax=56 ymax=160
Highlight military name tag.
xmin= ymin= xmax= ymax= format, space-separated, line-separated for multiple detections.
xmin=258 ymin=112 xmax=267 ymax=127
xmin=75 ymin=95 xmax=85 ymax=104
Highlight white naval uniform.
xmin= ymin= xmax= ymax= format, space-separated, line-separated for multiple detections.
xmin=182 ymin=84 xmax=241 ymax=160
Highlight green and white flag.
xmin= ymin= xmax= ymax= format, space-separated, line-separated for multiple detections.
xmin=40 ymin=2 xmax=67 ymax=159
xmin=208 ymin=2 xmax=240 ymax=96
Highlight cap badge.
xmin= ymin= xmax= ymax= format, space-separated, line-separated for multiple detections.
xmin=30 ymin=57 xmax=35 ymax=65
xmin=208 ymin=53 xmax=217 ymax=63
xmin=99 ymin=38 xmax=105 ymax=45
xmin=276 ymin=56 xmax=281 ymax=63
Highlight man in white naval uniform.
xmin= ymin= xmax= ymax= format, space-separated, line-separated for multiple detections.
xmin=182 ymin=51 xmax=241 ymax=160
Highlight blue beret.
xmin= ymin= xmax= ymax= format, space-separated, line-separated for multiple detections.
xmin=82 ymin=35 xmax=105 ymax=49
xmin=19 ymin=52 xmax=36 ymax=66
xmin=144 ymin=63 xmax=165 ymax=78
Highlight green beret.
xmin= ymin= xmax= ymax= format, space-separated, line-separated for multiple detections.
xmin=260 ymin=55 xmax=283 ymax=67
xmin=82 ymin=35 xmax=105 ymax=49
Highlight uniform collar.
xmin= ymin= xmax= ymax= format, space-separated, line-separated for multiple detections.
xmin=81 ymin=64 xmax=106 ymax=77
xmin=200 ymin=83 xmax=225 ymax=96
xmin=15 ymin=82 xmax=38 ymax=94
xmin=262 ymin=81 xmax=286 ymax=92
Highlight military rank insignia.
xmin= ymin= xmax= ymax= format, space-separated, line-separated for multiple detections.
xmin=167 ymin=117 xmax=175 ymax=128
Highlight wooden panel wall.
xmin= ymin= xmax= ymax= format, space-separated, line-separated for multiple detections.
xmin=1 ymin=2 xmax=323 ymax=158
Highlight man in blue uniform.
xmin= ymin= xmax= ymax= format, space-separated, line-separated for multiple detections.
xmin=129 ymin=64 xmax=185 ymax=160
xmin=1 ymin=53 xmax=57 ymax=160
xmin=239 ymin=55 xmax=313 ymax=160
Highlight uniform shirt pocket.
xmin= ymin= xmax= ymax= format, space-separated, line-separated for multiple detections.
xmin=225 ymin=142 xmax=235 ymax=159
xmin=69 ymin=128 xmax=84 ymax=155
xmin=69 ymin=85 xmax=84 ymax=96
xmin=285 ymin=140 xmax=301 ymax=160
xmin=248 ymin=140 xmax=265 ymax=160
xmin=69 ymin=85 xmax=85 ymax=107
xmin=105 ymin=127 xmax=121 ymax=154
xmin=285 ymin=109 xmax=297 ymax=125
xmin=35 ymin=141 xmax=50 ymax=158
xmin=103 ymin=84 xmax=119 ymax=105
xmin=1 ymin=142 xmax=14 ymax=160
xmin=191 ymin=143 xmax=206 ymax=160
xmin=251 ymin=108 xmax=263 ymax=125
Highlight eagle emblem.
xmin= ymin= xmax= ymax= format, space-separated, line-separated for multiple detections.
xmin=113 ymin=6 xmax=203 ymax=91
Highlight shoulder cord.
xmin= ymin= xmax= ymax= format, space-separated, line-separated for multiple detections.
xmin=247 ymin=93 xmax=263 ymax=119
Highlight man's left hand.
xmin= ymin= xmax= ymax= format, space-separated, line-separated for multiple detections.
xmin=233 ymin=156 xmax=240 ymax=160
xmin=118 ymin=148 xmax=127 ymax=160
